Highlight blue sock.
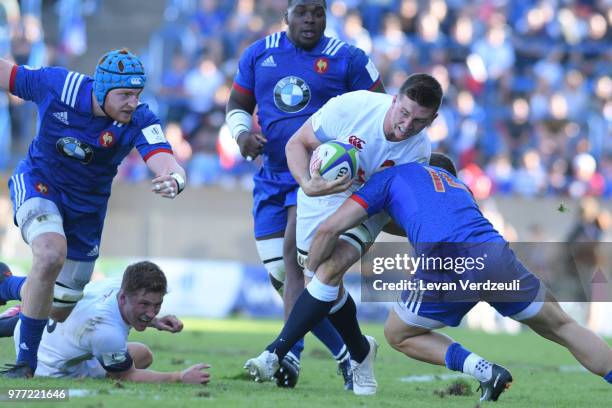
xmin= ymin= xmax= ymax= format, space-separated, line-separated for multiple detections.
xmin=445 ymin=342 xmax=471 ymax=372
xmin=266 ymin=289 xmax=334 ymax=359
xmin=0 ymin=315 xmax=19 ymax=337
xmin=17 ymin=313 xmax=48 ymax=370
xmin=0 ymin=275 xmax=25 ymax=303
xmin=311 ymin=318 xmax=348 ymax=361
xmin=289 ymin=338 xmax=304 ymax=360
xmin=605 ymin=370 xmax=612 ymax=384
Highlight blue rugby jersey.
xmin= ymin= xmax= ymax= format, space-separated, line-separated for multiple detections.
xmin=352 ymin=163 xmax=503 ymax=254
xmin=9 ymin=65 xmax=172 ymax=212
xmin=233 ymin=32 xmax=381 ymax=171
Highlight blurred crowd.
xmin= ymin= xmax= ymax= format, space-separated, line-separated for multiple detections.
xmin=0 ymin=0 xmax=610 ymax=199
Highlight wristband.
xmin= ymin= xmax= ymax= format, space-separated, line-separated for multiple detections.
xmin=169 ymin=172 xmax=186 ymax=194
xmin=226 ymin=109 xmax=252 ymax=141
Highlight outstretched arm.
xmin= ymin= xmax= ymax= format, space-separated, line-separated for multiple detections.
xmin=146 ymin=152 xmax=187 ymax=199
xmin=307 ymin=198 xmax=368 ymax=272
xmin=107 ymin=362 xmax=211 ymax=384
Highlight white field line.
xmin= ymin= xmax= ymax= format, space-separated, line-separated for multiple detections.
xmin=399 ymin=365 xmax=586 ymax=383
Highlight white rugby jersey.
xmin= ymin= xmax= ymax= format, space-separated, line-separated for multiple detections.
xmin=310 ymin=90 xmax=431 ymax=192
xmin=19 ymin=278 xmax=132 ymax=378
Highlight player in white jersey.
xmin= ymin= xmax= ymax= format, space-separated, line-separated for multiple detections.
xmin=245 ymin=74 xmax=443 ymax=395
xmin=14 ymin=261 xmax=210 ymax=383
xmin=294 ymin=89 xmax=431 ymax=257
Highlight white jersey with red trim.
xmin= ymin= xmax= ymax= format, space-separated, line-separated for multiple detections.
xmin=15 ymin=278 xmax=132 ymax=378
xmin=310 ymin=91 xmax=431 ymax=191
xmin=296 ymin=90 xmax=431 ymax=251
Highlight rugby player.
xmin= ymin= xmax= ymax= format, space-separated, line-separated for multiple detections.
xmin=298 ymin=153 xmax=612 ymax=400
xmin=0 ymin=48 xmax=186 ymax=377
xmin=11 ymin=261 xmax=210 ymax=383
xmin=245 ymin=74 xmax=442 ymax=395
xmin=226 ymin=0 xmax=384 ymax=388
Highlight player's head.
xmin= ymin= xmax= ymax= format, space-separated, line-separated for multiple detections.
xmin=118 ymin=261 xmax=167 ymax=332
xmin=285 ymin=0 xmax=326 ymax=50
xmin=429 ymin=152 xmax=457 ymax=176
xmin=94 ymin=48 xmax=146 ymax=123
xmin=386 ymin=73 xmax=442 ymax=142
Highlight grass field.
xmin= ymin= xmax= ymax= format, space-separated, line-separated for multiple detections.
xmin=0 ymin=308 xmax=610 ymax=408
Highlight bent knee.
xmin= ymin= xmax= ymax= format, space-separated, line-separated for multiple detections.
xmin=384 ymin=322 xmax=406 ymax=350
xmin=32 ymin=236 xmax=67 ymax=272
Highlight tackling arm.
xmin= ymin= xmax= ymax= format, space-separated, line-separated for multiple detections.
xmin=306 ymin=198 xmax=368 ymax=272
xmin=146 ymin=152 xmax=187 ymax=198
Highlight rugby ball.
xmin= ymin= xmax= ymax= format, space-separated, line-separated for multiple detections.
xmin=310 ymin=140 xmax=359 ymax=181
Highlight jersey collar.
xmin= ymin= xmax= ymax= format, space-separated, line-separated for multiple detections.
xmin=285 ymin=32 xmax=330 ymax=54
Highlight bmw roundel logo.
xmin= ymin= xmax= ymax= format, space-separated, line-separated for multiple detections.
xmin=56 ymin=137 xmax=94 ymax=164
xmin=273 ymin=76 xmax=311 ymax=113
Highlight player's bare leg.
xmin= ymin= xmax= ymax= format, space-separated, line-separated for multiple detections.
xmin=384 ymin=308 xmax=512 ymax=401
xmin=22 ymin=234 xmax=66 ymax=318
xmin=520 ymin=291 xmax=612 ymax=377
xmin=2 ymin=233 xmax=66 ymax=378
xmin=384 ymin=309 xmax=451 ymax=365
xmin=282 ymin=206 xmax=303 ymax=317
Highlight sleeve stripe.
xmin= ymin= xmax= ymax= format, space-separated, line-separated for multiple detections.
xmin=368 ymin=78 xmax=382 ymax=91
xmin=61 ymin=71 xmax=75 ymax=104
xmin=143 ymin=147 xmax=173 ymax=162
xmin=69 ymin=74 xmax=85 ymax=108
xmin=9 ymin=65 xmax=17 ymax=93
xmin=233 ymin=82 xmax=253 ymax=95
xmin=350 ymin=194 xmax=369 ymax=210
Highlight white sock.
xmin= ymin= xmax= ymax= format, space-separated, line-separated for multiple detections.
xmin=462 ymin=353 xmax=493 ymax=382
xmin=306 ymin=276 xmax=339 ymax=302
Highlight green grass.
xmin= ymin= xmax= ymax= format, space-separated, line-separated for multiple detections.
xmin=0 ymin=309 xmax=610 ymax=407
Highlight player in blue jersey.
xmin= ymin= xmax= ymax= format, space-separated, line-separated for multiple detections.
xmin=288 ymin=153 xmax=612 ymax=400
xmin=0 ymin=49 xmax=187 ymax=378
xmin=225 ymin=0 xmax=384 ymax=388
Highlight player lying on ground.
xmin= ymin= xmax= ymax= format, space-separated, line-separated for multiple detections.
xmin=0 ymin=48 xmax=186 ymax=377
xmin=244 ymin=74 xmax=442 ymax=396
xmin=305 ymin=153 xmax=612 ymax=401
xmin=2 ymin=261 xmax=210 ymax=383
xmin=227 ymin=0 xmax=385 ymax=388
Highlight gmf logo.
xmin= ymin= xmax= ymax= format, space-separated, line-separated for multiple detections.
xmin=99 ymin=130 xmax=116 ymax=148
xmin=314 ymin=58 xmax=329 ymax=74
xmin=35 ymin=182 xmax=49 ymax=194
xmin=348 ymin=135 xmax=365 ymax=150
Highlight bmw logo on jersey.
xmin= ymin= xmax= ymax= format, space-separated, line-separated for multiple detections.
xmin=56 ymin=137 xmax=94 ymax=164
xmin=273 ymin=76 xmax=311 ymax=113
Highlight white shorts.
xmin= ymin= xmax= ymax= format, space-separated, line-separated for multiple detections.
xmin=296 ymin=188 xmax=390 ymax=254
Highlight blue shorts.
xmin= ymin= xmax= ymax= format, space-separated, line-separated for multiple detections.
xmin=9 ymin=167 xmax=106 ymax=261
xmin=252 ymin=167 xmax=298 ymax=238
xmin=395 ymin=243 xmax=543 ymax=328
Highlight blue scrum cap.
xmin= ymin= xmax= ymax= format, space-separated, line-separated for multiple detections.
xmin=93 ymin=49 xmax=146 ymax=108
